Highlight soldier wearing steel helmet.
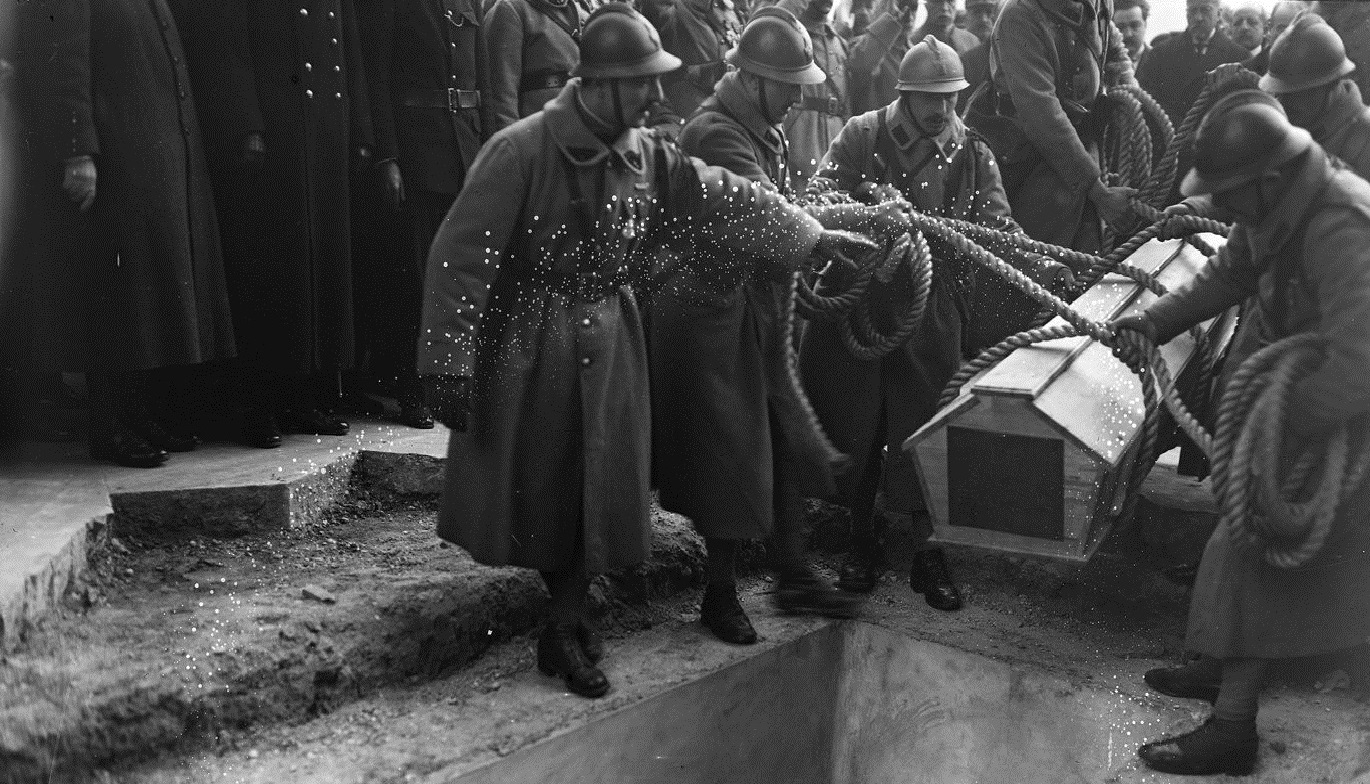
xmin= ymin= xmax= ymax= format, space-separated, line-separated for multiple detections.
xmin=651 ymin=6 xmax=912 ymax=644
xmin=419 ymin=2 xmax=875 ymax=698
xmin=1110 ymin=96 xmax=1370 ymax=776
xmin=1261 ymin=13 xmax=1369 ymax=179
xmin=799 ymin=35 xmax=1074 ymax=612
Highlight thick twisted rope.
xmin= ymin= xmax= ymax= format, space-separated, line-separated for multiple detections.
xmin=837 ymin=231 xmax=934 ymax=361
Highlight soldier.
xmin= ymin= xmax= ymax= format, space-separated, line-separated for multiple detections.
xmin=485 ymin=0 xmax=593 ymax=135
xmin=800 ymin=36 xmax=1072 ymax=610
xmin=1261 ymin=15 xmax=1369 ymax=179
xmin=355 ymin=0 xmax=490 ymax=429
xmin=5 ymin=0 xmax=235 ymax=466
xmin=1313 ymin=2 xmax=1370 ymax=102
xmin=653 ymin=7 xmax=907 ymax=644
xmin=1110 ymin=100 xmax=1370 ymax=778
xmin=641 ymin=0 xmax=743 ymax=133
xmin=776 ymin=0 xmax=851 ymax=185
xmin=168 ymin=0 xmax=374 ymax=448
xmin=420 ymin=3 xmax=873 ymax=697
xmin=968 ymin=0 xmax=1138 ymax=254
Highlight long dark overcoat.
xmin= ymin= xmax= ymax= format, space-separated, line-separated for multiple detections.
xmin=651 ymin=72 xmax=841 ymax=540
xmin=418 ymin=82 xmax=823 ymax=573
xmin=1147 ymin=147 xmax=1370 ymax=659
xmin=484 ymin=0 xmax=589 ymax=134
xmin=981 ymin=0 xmax=1133 ymax=251
xmin=4 ymin=0 xmax=234 ymax=373
xmin=649 ymin=0 xmax=742 ymax=126
xmin=1135 ymin=29 xmax=1248 ymax=126
xmin=169 ymin=0 xmax=373 ymax=376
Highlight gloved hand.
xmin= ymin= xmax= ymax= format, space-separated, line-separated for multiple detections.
xmin=868 ymin=199 xmax=912 ymax=239
xmin=1043 ymin=259 xmax=1077 ymax=297
xmin=62 ymin=155 xmax=97 ymax=213
xmin=853 ymin=181 xmax=903 ymax=205
xmin=813 ymin=229 xmax=880 ymax=274
xmin=378 ymin=159 xmax=405 ymax=211
xmin=423 ymin=374 xmax=472 ymax=432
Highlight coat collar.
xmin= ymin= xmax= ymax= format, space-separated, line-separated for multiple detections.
xmin=1248 ymin=146 xmax=1334 ymax=255
xmin=884 ymin=100 xmax=964 ymax=159
xmin=713 ymin=72 xmax=784 ymax=156
xmin=543 ymin=80 xmax=648 ymax=173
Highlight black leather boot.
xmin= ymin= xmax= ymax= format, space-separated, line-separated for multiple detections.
xmin=909 ymin=548 xmax=963 ymax=611
xmin=279 ymin=406 xmax=349 ymax=436
xmin=397 ymin=375 xmax=435 ymax=429
xmin=241 ymin=407 xmax=283 ymax=449
xmin=1138 ymin=717 xmax=1258 ymax=775
xmin=89 ymin=416 xmax=168 ymax=468
xmin=700 ymin=583 xmax=758 ymax=645
xmin=836 ymin=541 xmax=886 ymax=594
xmin=1145 ymin=660 xmax=1222 ymax=703
xmin=577 ymin=619 xmax=605 ymax=664
xmin=774 ymin=565 xmax=863 ymax=618
xmin=537 ymin=621 xmax=609 ymax=698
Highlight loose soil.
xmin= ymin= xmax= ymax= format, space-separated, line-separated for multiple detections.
xmin=2 ymin=496 xmax=1367 ymax=784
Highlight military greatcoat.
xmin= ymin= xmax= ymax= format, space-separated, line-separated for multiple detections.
xmin=980 ymin=0 xmax=1134 ymax=251
xmin=800 ymin=105 xmax=1024 ymax=515
xmin=649 ymin=0 xmax=743 ymax=129
xmin=169 ymin=0 xmax=374 ymax=376
xmin=419 ymin=81 xmax=824 ymax=573
xmin=4 ymin=0 xmax=234 ymax=373
xmin=484 ymin=0 xmax=591 ymax=134
xmin=651 ymin=71 xmax=841 ymax=540
xmin=1146 ymin=147 xmax=1370 ymax=659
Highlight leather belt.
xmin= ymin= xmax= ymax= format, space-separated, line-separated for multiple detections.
xmin=400 ymin=87 xmax=482 ymax=110
xmin=800 ymin=95 xmax=844 ymax=116
xmin=521 ymin=70 xmax=570 ymax=93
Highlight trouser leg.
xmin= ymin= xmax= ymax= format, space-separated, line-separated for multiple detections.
xmin=1214 ymin=658 xmax=1268 ymax=722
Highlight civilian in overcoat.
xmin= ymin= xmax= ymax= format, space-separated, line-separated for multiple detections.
xmin=6 ymin=0 xmax=234 ymax=465
xmin=1135 ymin=21 xmax=1248 ymax=125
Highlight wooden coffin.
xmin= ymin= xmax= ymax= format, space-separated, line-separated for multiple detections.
xmin=902 ymin=234 xmax=1237 ymax=562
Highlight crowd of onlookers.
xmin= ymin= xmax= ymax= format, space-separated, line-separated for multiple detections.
xmin=0 ymin=0 xmax=1366 ymax=468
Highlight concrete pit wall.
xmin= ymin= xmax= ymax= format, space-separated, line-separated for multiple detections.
xmin=451 ymin=622 xmax=1182 ymax=784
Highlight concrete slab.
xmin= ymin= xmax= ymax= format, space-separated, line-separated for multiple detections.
xmin=0 ymin=422 xmax=449 ymax=650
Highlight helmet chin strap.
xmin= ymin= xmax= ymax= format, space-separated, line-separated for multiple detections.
xmin=613 ymin=81 xmax=626 ymax=130
xmin=758 ymin=79 xmax=774 ymax=125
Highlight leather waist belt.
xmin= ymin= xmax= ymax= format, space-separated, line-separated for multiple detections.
xmin=399 ymin=87 xmax=482 ymax=110
xmin=521 ymin=70 xmax=570 ymax=93
xmin=800 ymin=95 xmax=845 ymax=116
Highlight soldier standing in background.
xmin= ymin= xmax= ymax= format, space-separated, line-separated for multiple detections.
xmin=641 ymin=0 xmax=743 ymax=134
xmin=169 ymin=0 xmax=374 ymax=449
xmin=776 ymin=0 xmax=851 ymax=185
xmin=354 ymin=0 xmax=490 ymax=429
xmin=5 ymin=0 xmax=235 ymax=467
xmin=485 ymin=0 xmax=594 ymax=134
xmin=802 ymin=37 xmax=1071 ymax=610
xmin=1313 ymin=2 xmax=1370 ymax=102
xmin=968 ymin=0 xmax=1137 ymax=253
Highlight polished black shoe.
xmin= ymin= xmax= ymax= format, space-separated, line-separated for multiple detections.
xmin=836 ymin=548 xmax=886 ymax=594
xmin=1145 ymin=663 xmax=1221 ymax=703
xmin=131 ymin=418 xmax=200 ymax=453
xmin=1138 ymin=717 xmax=1258 ymax=775
xmin=700 ymin=583 xmax=759 ymax=645
xmin=241 ymin=408 xmax=283 ymax=449
xmin=90 ymin=420 xmax=169 ymax=468
xmin=398 ymin=400 xmax=435 ymax=430
xmin=909 ymin=548 xmax=963 ymax=611
xmin=577 ymin=619 xmax=605 ymax=664
xmin=774 ymin=566 xmax=864 ymax=619
xmin=537 ymin=621 xmax=610 ymax=698
xmin=279 ymin=406 xmax=349 ymax=436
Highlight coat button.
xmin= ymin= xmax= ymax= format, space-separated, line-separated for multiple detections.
xmin=328 ymin=10 xmax=336 ymax=18
xmin=581 ymin=318 xmax=591 ymax=327
xmin=300 ymin=7 xmax=308 ymax=15
xmin=334 ymin=65 xmax=341 ymax=72
xmin=335 ymin=92 xmax=342 ymax=99
xmin=580 ymin=357 xmax=592 ymax=367
xmin=305 ymin=62 xmax=312 ymax=72
xmin=331 ymin=37 xmax=339 ymax=45
xmin=305 ymin=89 xmax=314 ymax=98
